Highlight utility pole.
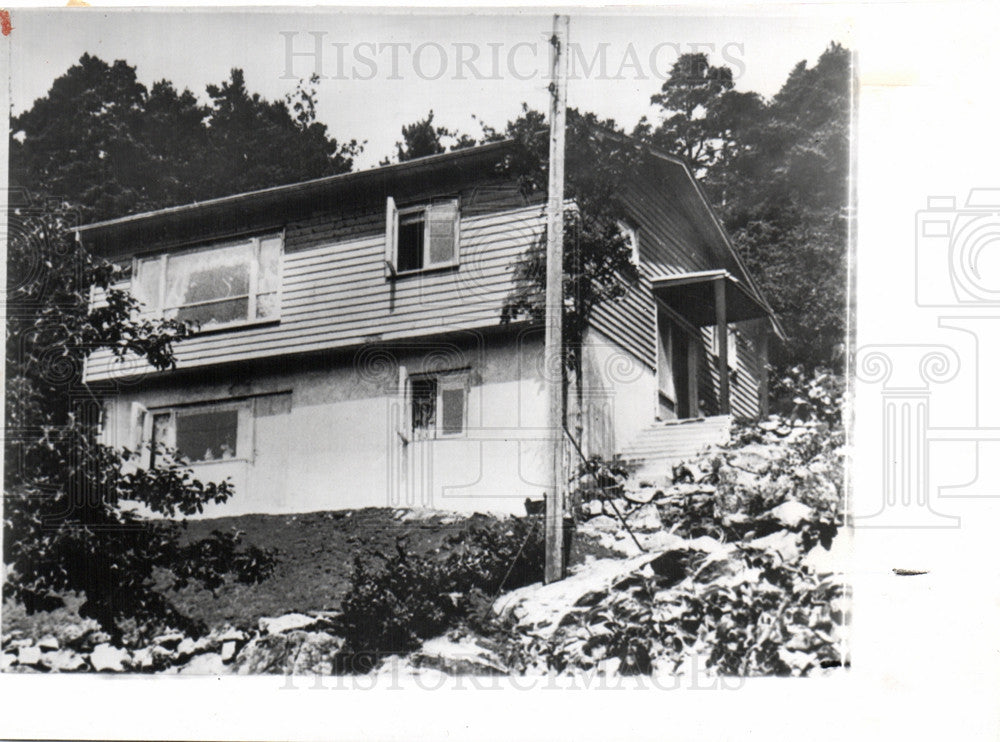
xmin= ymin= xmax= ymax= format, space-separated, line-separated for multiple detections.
xmin=544 ymin=13 xmax=569 ymax=584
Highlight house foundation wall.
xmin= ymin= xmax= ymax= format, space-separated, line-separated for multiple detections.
xmin=101 ymin=329 xmax=550 ymax=517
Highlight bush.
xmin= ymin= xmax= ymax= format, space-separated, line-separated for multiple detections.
xmin=534 ymin=546 xmax=846 ymax=677
xmin=336 ymin=515 xmax=544 ymax=667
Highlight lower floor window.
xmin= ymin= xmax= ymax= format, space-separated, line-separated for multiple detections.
xmin=150 ymin=402 xmax=247 ymax=465
xmin=410 ymin=371 xmax=468 ymax=439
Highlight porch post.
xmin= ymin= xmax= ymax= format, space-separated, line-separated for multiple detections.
xmin=714 ymin=277 xmax=730 ymax=415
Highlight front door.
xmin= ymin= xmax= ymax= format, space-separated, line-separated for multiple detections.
xmin=657 ymin=310 xmax=699 ymax=420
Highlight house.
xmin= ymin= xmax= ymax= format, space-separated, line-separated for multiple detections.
xmin=79 ymin=138 xmax=780 ymax=516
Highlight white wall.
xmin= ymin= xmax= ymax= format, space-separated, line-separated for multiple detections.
xmin=101 ymin=329 xmax=549 ymax=518
xmin=573 ymin=327 xmax=657 ymax=460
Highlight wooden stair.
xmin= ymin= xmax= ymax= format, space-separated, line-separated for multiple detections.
xmin=620 ymin=415 xmax=731 ymax=481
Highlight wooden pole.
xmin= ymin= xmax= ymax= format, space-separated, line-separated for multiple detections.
xmin=544 ymin=13 xmax=569 ymax=584
xmin=714 ymin=277 xmax=730 ymax=415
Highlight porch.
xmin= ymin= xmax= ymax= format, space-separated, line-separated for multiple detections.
xmin=650 ymin=269 xmax=773 ymax=421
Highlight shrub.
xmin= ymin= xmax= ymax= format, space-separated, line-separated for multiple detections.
xmin=336 ymin=515 xmax=544 ymax=667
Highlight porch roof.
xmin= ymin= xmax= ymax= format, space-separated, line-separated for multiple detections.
xmin=650 ymin=270 xmax=773 ymax=328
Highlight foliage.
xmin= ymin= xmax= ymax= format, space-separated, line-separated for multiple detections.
xmin=495 ymin=107 xmax=643 ymax=448
xmin=336 ymin=515 xmax=544 ymax=665
xmin=770 ymin=365 xmax=845 ymax=428
xmin=645 ymin=44 xmax=851 ymax=374
xmin=641 ymin=53 xmax=763 ymax=176
xmin=504 ymin=394 xmax=847 ymax=678
xmin=10 ymin=55 xmax=360 ymax=222
xmin=533 ymin=547 xmax=845 ymax=677
xmin=385 ymin=109 xmax=478 ymax=163
xmin=3 ymin=203 xmax=274 ymax=641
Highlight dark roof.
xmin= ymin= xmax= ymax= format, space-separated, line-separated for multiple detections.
xmin=74 ymin=139 xmax=517 ymax=248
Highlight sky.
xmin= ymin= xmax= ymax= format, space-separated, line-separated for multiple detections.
xmin=6 ymin=8 xmax=851 ymax=169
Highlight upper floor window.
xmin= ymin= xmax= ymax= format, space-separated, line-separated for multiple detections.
xmin=385 ymin=197 xmax=460 ymax=275
xmin=133 ymin=234 xmax=282 ymax=331
xmin=617 ymin=221 xmax=640 ymax=265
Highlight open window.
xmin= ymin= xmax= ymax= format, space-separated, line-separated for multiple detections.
xmin=409 ymin=370 xmax=468 ymax=440
xmin=385 ymin=197 xmax=460 ymax=276
xmin=133 ymin=234 xmax=282 ymax=331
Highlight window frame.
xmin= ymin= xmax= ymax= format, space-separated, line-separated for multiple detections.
xmin=617 ymin=220 xmax=640 ymax=266
xmin=132 ymin=231 xmax=284 ymax=334
xmin=146 ymin=399 xmax=253 ymax=467
xmin=408 ymin=369 xmax=469 ymax=440
xmin=385 ymin=197 xmax=461 ymax=278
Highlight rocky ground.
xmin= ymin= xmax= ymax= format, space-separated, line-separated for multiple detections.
xmin=2 ymin=415 xmax=847 ymax=677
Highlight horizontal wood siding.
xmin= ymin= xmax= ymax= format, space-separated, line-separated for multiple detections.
xmin=588 ymin=163 xmax=730 ymax=373
xmin=85 ymin=197 xmax=544 ymax=381
xmin=698 ymin=325 xmax=761 ymax=420
xmin=588 ymin=158 xmax=765 ymax=418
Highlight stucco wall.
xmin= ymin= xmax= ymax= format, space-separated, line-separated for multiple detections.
xmin=573 ymin=327 xmax=657 ymax=459
xmin=101 ymin=328 xmax=550 ymax=517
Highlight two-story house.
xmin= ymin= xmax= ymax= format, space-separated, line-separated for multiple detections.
xmin=79 ymin=138 xmax=780 ymax=516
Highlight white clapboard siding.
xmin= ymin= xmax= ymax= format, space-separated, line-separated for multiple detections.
xmin=84 ymin=202 xmax=546 ymax=381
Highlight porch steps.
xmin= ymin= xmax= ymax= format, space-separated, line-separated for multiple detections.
xmin=619 ymin=415 xmax=732 ymax=481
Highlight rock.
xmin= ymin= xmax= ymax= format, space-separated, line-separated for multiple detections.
xmin=768 ymin=500 xmax=813 ymax=528
xmin=685 ymin=535 xmax=734 ymax=555
xmin=178 ymin=652 xmax=225 ymax=676
xmin=217 ymin=628 xmax=247 ymax=643
xmin=42 ymin=649 xmax=86 ymax=672
xmin=803 ymin=532 xmax=849 ymax=576
xmin=1 ymin=653 xmax=16 ymax=670
xmin=493 ymin=551 xmax=672 ymax=637
xmin=90 ymin=643 xmax=129 ymax=672
xmin=665 ymin=482 xmax=716 ymax=498
xmin=579 ymin=515 xmax=620 ymax=534
xmin=747 ymin=530 xmax=801 ymax=563
xmin=154 ymin=632 xmax=184 ymax=649
xmin=17 ymin=645 xmax=42 ymax=666
xmin=220 ymin=641 xmax=237 ymax=662
xmin=131 ymin=647 xmax=155 ymax=670
xmin=583 ymin=499 xmax=604 ymax=516
xmin=623 ymin=487 xmax=659 ymax=505
xmin=176 ymin=638 xmax=197 ymax=657
xmin=627 ymin=503 xmax=662 ymax=533
xmin=234 ymin=631 xmax=344 ymax=675
xmin=37 ymin=635 xmax=60 ymax=651
xmin=258 ymin=613 xmax=319 ymax=635
xmin=637 ymin=531 xmax=686 ymax=552
xmin=777 ymin=647 xmax=814 ymax=674
xmin=411 ymin=636 xmax=508 ymax=675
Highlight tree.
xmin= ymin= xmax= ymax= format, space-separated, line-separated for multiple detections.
xmin=385 ymin=109 xmax=479 ymax=164
xmin=4 ymin=199 xmax=273 ymax=641
xmin=642 ymin=53 xmax=765 ymax=179
xmin=3 ymin=55 xmax=374 ymax=641
xmin=200 ymin=70 xmax=360 ymax=199
xmin=644 ymin=45 xmax=850 ymax=374
xmin=717 ymin=44 xmax=851 ymax=372
xmin=10 ymin=56 xmax=361 ymax=223
xmin=499 ymin=106 xmax=642 ymax=450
